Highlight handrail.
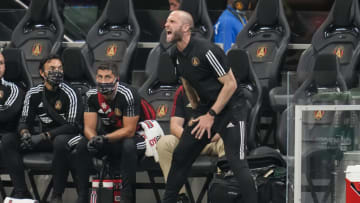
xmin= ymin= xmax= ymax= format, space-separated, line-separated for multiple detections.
xmin=0 ymin=41 xmax=311 ymax=50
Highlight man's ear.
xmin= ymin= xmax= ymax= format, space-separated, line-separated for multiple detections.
xmin=39 ymin=69 xmax=45 ymax=79
xmin=183 ymin=23 xmax=191 ymax=32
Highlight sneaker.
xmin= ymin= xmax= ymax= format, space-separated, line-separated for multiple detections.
xmin=50 ymin=194 xmax=63 ymax=203
xmin=177 ymin=193 xmax=189 ymax=203
xmin=12 ymin=190 xmax=32 ymax=199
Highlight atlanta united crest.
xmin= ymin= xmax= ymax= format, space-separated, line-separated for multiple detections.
xmin=314 ymin=110 xmax=325 ymax=120
xmin=114 ymin=108 xmax=122 ymax=116
xmin=157 ymin=104 xmax=168 ymax=118
xmin=192 ymin=57 xmax=200 ymax=66
xmin=55 ymin=100 xmax=62 ymax=111
xmin=0 ymin=90 xmax=3 ymax=99
xmin=256 ymin=47 xmax=267 ymax=58
xmin=106 ymin=44 xmax=117 ymax=57
xmin=334 ymin=47 xmax=344 ymax=58
xmin=32 ymin=43 xmax=42 ymax=56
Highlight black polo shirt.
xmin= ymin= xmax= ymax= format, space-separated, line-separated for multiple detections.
xmin=172 ymin=35 xmax=242 ymax=111
xmin=171 ymin=86 xmax=193 ymax=124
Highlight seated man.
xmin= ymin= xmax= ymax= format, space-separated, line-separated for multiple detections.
xmin=0 ymin=51 xmax=24 ymax=137
xmin=1 ymin=55 xmax=88 ymax=203
xmin=78 ymin=63 xmax=147 ymax=203
xmin=156 ymin=85 xmax=225 ymax=202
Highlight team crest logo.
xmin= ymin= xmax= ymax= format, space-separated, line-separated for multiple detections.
xmin=32 ymin=43 xmax=42 ymax=56
xmin=106 ymin=44 xmax=117 ymax=57
xmin=334 ymin=47 xmax=344 ymax=58
xmin=114 ymin=108 xmax=122 ymax=116
xmin=156 ymin=104 xmax=168 ymax=118
xmin=192 ymin=57 xmax=200 ymax=66
xmin=256 ymin=47 xmax=267 ymax=58
xmin=55 ymin=100 xmax=62 ymax=111
xmin=0 ymin=90 xmax=3 ymax=99
xmin=314 ymin=110 xmax=325 ymax=120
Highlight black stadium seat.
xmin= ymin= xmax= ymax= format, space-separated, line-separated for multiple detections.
xmin=81 ymin=0 xmax=140 ymax=84
xmin=233 ymin=0 xmax=290 ymax=96
xmin=10 ymin=0 xmax=64 ymax=85
xmin=2 ymin=48 xmax=33 ymax=90
xmin=296 ymin=0 xmax=360 ymax=88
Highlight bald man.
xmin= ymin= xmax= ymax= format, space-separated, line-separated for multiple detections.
xmin=163 ymin=10 xmax=257 ymax=203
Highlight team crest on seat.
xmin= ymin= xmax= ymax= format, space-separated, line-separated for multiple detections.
xmin=156 ymin=104 xmax=168 ymax=118
xmin=114 ymin=108 xmax=122 ymax=116
xmin=0 ymin=90 xmax=3 ymax=99
xmin=106 ymin=44 xmax=117 ymax=57
xmin=314 ymin=110 xmax=325 ymax=120
xmin=334 ymin=47 xmax=344 ymax=58
xmin=32 ymin=43 xmax=42 ymax=56
xmin=256 ymin=47 xmax=267 ymax=58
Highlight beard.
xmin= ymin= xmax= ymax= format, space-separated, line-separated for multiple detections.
xmin=167 ymin=30 xmax=182 ymax=43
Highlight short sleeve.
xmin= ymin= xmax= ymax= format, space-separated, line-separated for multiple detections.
xmin=204 ymin=45 xmax=229 ymax=78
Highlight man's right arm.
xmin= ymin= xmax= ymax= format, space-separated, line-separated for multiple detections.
xmin=84 ymin=112 xmax=98 ymax=140
xmin=170 ymin=117 xmax=185 ymax=139
xmin=18 ymin=89 xmax=37 ymax=135
xmin=0 ymin=85 xmax=24 ymax=122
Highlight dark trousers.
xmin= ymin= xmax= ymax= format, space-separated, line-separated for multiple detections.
xmin=162 ymin=109 xmax=258 ymax=203
xmin=78 ymin=136 xmax=140 ymax=203
xmin=1 ymin=132 xmax=90 ymax=200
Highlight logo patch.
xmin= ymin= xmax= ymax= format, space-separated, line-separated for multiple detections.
xmin=0 ymin=90 xmax=3 ymax=99
xmin=256 ymin=47 xmax=267 ymax=58
xmin=192 ymin=57 xmax=200 ymax=66
xmin=156 ymin=104 xmax=168 ymax=118
xmin=55 ymin=100 xmax=62 ymax=111
xmin=334 ymin=47 xmax=344 ymax=58
xmin=114 ymin=108 xmax=122 ymax=117
xmin=314 ymin=110 xmax=325 ymax=120
xmin=32 ymin=43 xmax=42 ymax=56
xmin=106 ymin=44 xmax=117 ymax=57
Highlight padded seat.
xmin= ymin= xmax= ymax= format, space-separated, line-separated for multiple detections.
xmin=23 ymin=152 xmax=53 ymax=171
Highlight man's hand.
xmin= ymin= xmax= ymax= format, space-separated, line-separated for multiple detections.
xmin=211 ymin=133 xmax=221 ymax=142
xmin=191 ymin=113 xmax=215 ymax=140
xmin=20 ymin=133 xmax=47 ymax=150
xmin=87 ymin=135 xmax=108 ymax=157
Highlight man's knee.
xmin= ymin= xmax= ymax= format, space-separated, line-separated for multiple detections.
xmin=53 ymin=134 xmax=73 ymax=152
xmin=156 ymin=135 xmax=179 ymax=154
xmin=1 ymin=132 xmax=18 ymax=149
xmin=121 ymin=137 xmax=136 ymax=154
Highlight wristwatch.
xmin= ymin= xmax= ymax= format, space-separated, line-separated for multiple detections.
xmin=208 ymin=109 xmax=217 ymax=117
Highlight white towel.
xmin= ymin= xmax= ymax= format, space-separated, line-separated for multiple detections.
xmin=3 ymin=197 xmax=38 ymax=203
xmin=139 ymin=120 xmax=165 ymax=162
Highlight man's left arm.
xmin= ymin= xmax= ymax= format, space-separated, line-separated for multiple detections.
xmin=0 ymin=84 xmax=24 ymax=122
xmin=47 ymin=85 xmax=83 ymax=138
xmin=192 ymin=70 xmax=237 ymax=138
xmin=104 ymin=115 xmax=140 ymax=142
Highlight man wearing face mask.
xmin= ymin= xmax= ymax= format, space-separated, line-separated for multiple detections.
xmin=214 ymin=0 xmax=250 ymax=52
xmin=76 ymin=63 xmax=146 ymax=203
xmin=1 ymin=55 xmax=89 ymax=203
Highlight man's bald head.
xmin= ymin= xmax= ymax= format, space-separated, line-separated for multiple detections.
xmin=172 ymin=10 xmax=194 ymax=30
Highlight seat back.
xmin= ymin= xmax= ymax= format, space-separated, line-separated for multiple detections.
xmin=297 ymin=0 xmax=360 ymax=88
xmin=278 ymin=54 xmax=348 ymax=155
xmin=62 ymin=47 xmax=96 ymax=105
xmin=138 ymin=49 xmax=178 ymax=134
xmin=228 ymin=49 xmax=262 ymax=151
xmin=234 ymin=0 xmax=290 ymax=95
xmin=3 ymin=48 xmax=33 ymax=90
xmin=11 ymin=0 xmax=64 ymax=85
xmin=84 ymin=0 xmax=140 ymax=84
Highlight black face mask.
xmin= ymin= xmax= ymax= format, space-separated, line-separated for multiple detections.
xmin=98 ymin=81 xmax=117 ymax=95
xmin=46 ymin=71 xmax=64 ymax=87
